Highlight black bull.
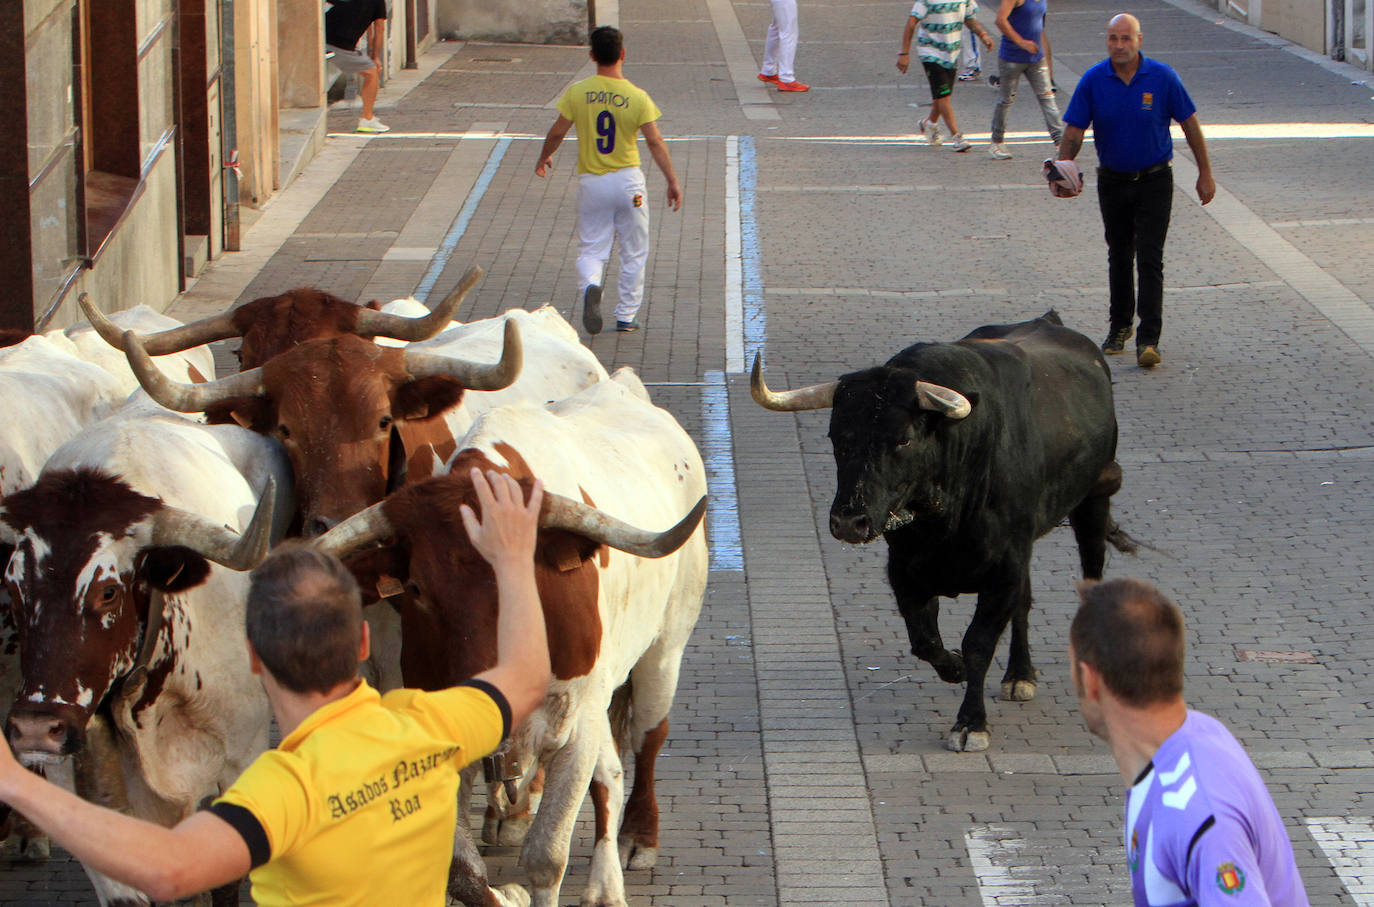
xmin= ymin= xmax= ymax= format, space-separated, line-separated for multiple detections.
xmin=752 ymin=311 xmax=1135 ymax=752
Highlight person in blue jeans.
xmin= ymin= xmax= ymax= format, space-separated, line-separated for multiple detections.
xmin=986 ymin=0 xmax=1063 ymax=159
xmin=1056 ymin=13 xmax=1215 ymax=369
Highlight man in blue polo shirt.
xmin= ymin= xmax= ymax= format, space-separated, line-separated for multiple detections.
xmin=1056 ymin=13 xmax=1215 ymax=369
xmin=1071 ymin=578 xmax=1309 ymax=905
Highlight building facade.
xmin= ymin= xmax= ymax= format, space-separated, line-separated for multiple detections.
xmin=2 ymin=0 xmax=435 ymax=333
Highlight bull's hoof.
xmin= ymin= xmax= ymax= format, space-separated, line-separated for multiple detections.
xmin=482 ymin=812 xmax=533 ymax=847
xmin=1000 ymin=679 xmax=1037 ymax=702
xmin=945 ymin=727 xmax=991 ymax=752
xmin=930 ymin=650 xmax=966 ymax=684
xmin=618 ymin=835 xmax=658 ymax=871
xmin=579 ymin=889 xmax=628 ymax=907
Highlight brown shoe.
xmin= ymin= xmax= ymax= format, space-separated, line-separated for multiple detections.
xmin=1137 ymin=345 xmax=1162 ymax=368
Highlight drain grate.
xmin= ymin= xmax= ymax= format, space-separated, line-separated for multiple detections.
xmin=1235 ymin=649 xmax=1318 ymax=664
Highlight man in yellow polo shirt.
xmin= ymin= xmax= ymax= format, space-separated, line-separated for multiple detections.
xmin=0 ymin=469 xmax=548 ymax=906
xmin=536 ymin=25 xmax=683 ymax=335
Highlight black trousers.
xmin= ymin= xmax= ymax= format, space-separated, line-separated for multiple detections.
xmin=1096 ymin=166 xmax=1173 ymax=347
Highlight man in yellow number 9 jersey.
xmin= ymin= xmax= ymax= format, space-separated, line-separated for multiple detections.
xmin=536 ymin=26 xmax=683 ymax=335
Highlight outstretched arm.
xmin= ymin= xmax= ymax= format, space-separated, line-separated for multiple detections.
xmin=1179 ymin=114 xmax=1215 ymax=205
xmin=535 ymin=116 xmax=574 ymax=178
xmin=464 ymin=469 xmax=550 ymax=729
xmin=639 ymin=121 xmax=683 ymax=212
xmin=0 ymin=756 xmax=249 ymax=902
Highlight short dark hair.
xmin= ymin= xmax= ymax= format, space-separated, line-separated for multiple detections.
xmin=590 ymin=26 xmax=623 ymax=65
xmin=1071 ymin=577 xmax=1185 ymax=707
xmin=246 ymin=542 xmax=363 ymax=694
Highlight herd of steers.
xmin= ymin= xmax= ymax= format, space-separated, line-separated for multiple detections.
xmin=0 ymin=268 xmax=1126 ymax=906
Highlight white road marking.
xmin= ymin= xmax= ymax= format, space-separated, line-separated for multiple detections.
xmin=1307 ymin=817 xmax=1374 ymax=904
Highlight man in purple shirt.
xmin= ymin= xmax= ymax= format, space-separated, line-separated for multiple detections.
xmin=1070 ymin=578 xmax=1309 ymax=905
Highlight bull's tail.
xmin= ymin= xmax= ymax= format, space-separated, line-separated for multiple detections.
xmin=1106 ymin=519 xmax=1164 ymax=556
xmin=608 ymin=681 xmax=634 ymax=756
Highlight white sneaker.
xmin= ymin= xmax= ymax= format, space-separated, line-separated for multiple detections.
xmin=988 ymin=142 xmax=1013 ymax=160
xmin=357 ymin=117 xmax=390 ymax=133
xmin=950 ymin=134 xmax=972 ymax=152
xmin=919 ymin=118 xmax=942 ymax=146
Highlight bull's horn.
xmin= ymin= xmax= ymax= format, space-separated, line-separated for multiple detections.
xmin=80 ymin=294 xmax=239 ymax=355
xmin=542 ymin=493 xmax=707 ymax=559
xmin=124 ymin=331 xmax=265 ymax=412
xmin=149 ymin=478 xmax=276 ymax=571
xmin=311 ymin=500 xmax=395 ymax=562
xmin=750 ymin=353 xmax=837 ymax=412
xmin=403 ymin=318 xmax=521 ymax=391
xmin=354 ymin=266 xmax=483 ymax=341
xmin=915 ymin=381 xmax=972 ymax=420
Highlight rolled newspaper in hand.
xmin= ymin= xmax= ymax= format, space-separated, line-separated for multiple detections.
xmin=1042 ymin=159 xmax=1083 ymax=198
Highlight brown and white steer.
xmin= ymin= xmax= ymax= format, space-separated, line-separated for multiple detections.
xmin=1 ymin=406 xmax=290 ymax=906
xmin=119 ymin=299 xmax=609 ymax=539
xmin=317 ymin=369 xmax=709 ymax=907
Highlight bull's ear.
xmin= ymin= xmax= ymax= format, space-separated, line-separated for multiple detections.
xmin=342 ymin=546 xmax=409 ymax=608
xmin=138 ymin=547 xmax=213 ymax=593
xmin=392 ymin=376 xmax=466 ymax=422
xmin=204 ymin=396 xmax=273 ymax=432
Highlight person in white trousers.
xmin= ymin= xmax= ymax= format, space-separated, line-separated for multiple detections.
xmin=759 ymin=0 xmax=810 ymax=91
xmin=536 ymin=26 xmax=683 ymax=334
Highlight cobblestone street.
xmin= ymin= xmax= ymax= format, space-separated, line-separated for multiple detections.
xmin=5 ymin=0 xmax=1374 ymax=902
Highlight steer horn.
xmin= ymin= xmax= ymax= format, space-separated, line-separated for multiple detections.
xmin=750 ymin=353 xmax=838 ymax=412
xmin=354 ymin=266 xmax=483 ymax=341
xmin=124 ymin=331 xmax=266 ymax=413
xmin=148 ymin=478 xmax=277 ymax=571
xmin=915 ymin=381 xmax=972 ymax=420
xmin=402 ymin=319 xmax=522 ymax=392
xmin=313 ymin=490 xmax=708 ymax=562
xmin=541 ymin=494 xmax=708 ymax=558
xmin=80 ymin=293 xmax=239 ymax=356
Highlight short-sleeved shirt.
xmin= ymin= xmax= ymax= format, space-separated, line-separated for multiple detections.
xmin=909 ymin=0 xmax=979 ymax=69
xmin=998 ymin=0 xmax=1047 ymax=63
xmin=1062 ymin=54 xmax=1197 ymax=172
xmin=1124 ymin=711 xmax=1309 ymax=906
xmin=325 ymin=0 xmax=388 ymax=51
xmin=556 ymin=75 xmax=663 ymax=175
xmin=210 ymin=679 xmax=508 ymax=907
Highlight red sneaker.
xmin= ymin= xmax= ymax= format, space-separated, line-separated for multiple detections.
xmin=758 ymin=72 xmax=780 ymax=83
xmin=777 ymin=79 xmax=810 ymax=92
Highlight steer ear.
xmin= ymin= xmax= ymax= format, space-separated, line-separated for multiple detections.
xmin=137 ymin=548 xmax=213 ymax=593
xmin=392 ymin=376 xmax=466 ymax=422
xmin=205 ymin=396 xmax=273 ymax=432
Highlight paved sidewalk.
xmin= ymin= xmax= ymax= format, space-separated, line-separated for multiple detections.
xmin=5 ymin=0 xmax=1374 ymax=902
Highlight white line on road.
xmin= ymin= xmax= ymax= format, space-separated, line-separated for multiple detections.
xmin=725 ymin=137 xmax=745 ymax=373
xmin=1307 ymin=817 xmax=1374 ymax=904
xmin=965 ymin=825 xmax=1040 ymax=906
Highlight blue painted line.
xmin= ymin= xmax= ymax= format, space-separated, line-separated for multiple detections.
xmin=701 ymin=371 xmax=743 ymax=572
xmin=415 ymin=136 xmax=513 ymax=305
xmin=738 ymin=136 xmax=767 ymax=369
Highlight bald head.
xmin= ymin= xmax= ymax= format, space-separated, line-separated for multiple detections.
xmin=1106 ymin=13 xmax=1144 ymax=70
xmin=1108 ymin=12 xmax=1141 ymax=33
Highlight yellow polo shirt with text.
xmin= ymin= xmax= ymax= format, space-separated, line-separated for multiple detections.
xmin=209 ymin=679 xmax=507 ymax=907
xmin=556 ymin=74 xmax=663 ymax=175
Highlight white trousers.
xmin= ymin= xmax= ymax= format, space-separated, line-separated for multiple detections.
xmin=576 ymin=167 xmax=650 ymax=322
xmin=761 ymin=0 xmax=799 ymax=82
